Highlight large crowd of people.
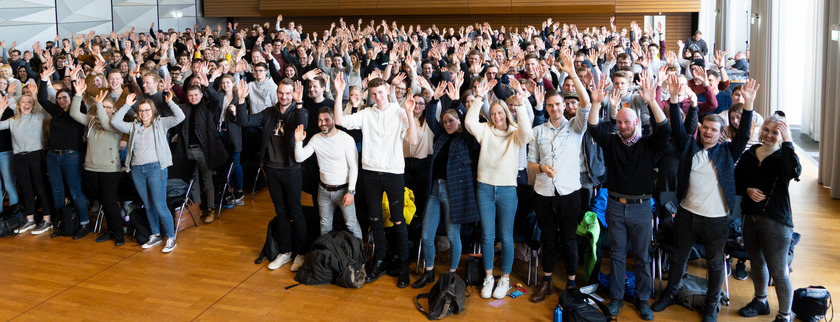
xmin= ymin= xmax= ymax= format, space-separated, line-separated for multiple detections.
xmin=0 ymin=14 xmax=795 ymax=322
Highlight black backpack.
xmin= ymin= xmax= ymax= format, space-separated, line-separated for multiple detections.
xmin=793 ymin=286 xmax=833 ymax=322
xmin=462 ymin=256 xmax=484 ymax=286
xmin=558 ymin=289 xmax=613 ymax=322
xmin=254 ymin=217 xmax=281 ymax=264
xmin=54 ymin=205 xmax=80 ymax=237
xmin=0 ymin=205 xmax=26 ymax=237
xmin=415 ymin=272 xmax=466 ymax=320
xmin=125 ymin=204 xmax=151 ymax=244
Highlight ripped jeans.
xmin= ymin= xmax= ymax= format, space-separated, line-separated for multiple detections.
xmin=361 ymin=170 xmax=408 ymax=262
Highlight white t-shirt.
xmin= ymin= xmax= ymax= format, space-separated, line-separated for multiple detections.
xmin=681 ymin=149 xmax=728 ymax=217
xmin=294 ymin=130 xmax=358 ymax=187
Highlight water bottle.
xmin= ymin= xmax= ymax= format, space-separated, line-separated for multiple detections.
xmin=553 ymin=305 xmax=563 ymax=322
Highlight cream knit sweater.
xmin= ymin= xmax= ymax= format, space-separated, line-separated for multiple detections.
xmin=465 ymin=97 xmax=533 ymax=186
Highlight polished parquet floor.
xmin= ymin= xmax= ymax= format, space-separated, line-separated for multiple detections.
xmin=1 ymin=157 xmax=838 ymax=321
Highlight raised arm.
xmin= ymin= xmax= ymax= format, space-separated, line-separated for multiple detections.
xmin=69 ymin=79 xmax=90 ymax=125
xmin=110 ymin=93 xmax=136 ymax=133
xmin=333 ymin=72 xmax=347 ymax=126
xmin=729 ymin=79 xmax=758 ymax=158
xmin=293 ymin=124 xmax=314 ymax=163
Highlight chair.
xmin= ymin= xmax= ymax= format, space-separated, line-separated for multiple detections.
xmin=167 ymin=158 xmax=200 ymax=237
xmin=251 ymin=165 xmax=267 ymax=200
xmin=216 ymin=161 xmax=237 ymax=217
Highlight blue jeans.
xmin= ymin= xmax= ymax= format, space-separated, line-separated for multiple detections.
xmin=131 ymin=163 xmax=175 ymax=238
xmin=0 ymin=150 xmax=18 ymax=211
xmin=605 ymin=198 xmax=653 ymax=301
xmin=422 ymin=180 xmax=462 ymax=270
xmin=220 ymin=131 xmax=243 ymax=191
xmin=46 ymin=151 xmax=89 ymax=223
xmin=317 ymin=185 xmax=362 ymax=239
xmin=477 ymin=182 xmax=517 ymax=274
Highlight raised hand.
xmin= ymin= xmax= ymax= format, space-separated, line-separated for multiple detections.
xmin=557 ymin=50 xmax=575 ymax=75
xmin=714 ymin=50 xmax=729 ymax=68
xmin=294 ymin=124 xmax=306 ymax=142
xmin=74 ymin=78 xmax=87 ymax=95
xmin=445 ymin=82 xmax=459 ymax=100
xmin=666 ymin=74 xmax=681 ymax=100
xmin=590 ymin=74 xmax=610 ymax=103
xmin=778 ymin=121 xmax=792 ymax=142
xmin=432 ymin=81 xmax=446 ymax=100
xmin=334 ymin=72 xmax=346 ymax=92
xmin=293 ymin=80 xmax=304 ymax=104
xmin=404 ymin=94 xmax=416 ymax=116
xmin=41 ymin=65 xmax=56 ymax=81
xmin=94 ymin=89 xmax=109 ymax=103
xmin=534 ymin=83 xmax=545 ymax=108
xmin=236 ymin=79 xmax=250 ymax=102
xmin=0 ymin=96 xmax=8 ymax=114
xmin=164 ymin=90 xmax=173 ymax=103
xmin=740 ymin=78 xmax=760 ymax=104
xmin=608 ymin=88 xmax=622 ymax=108
xmin=636 ymin=71 xmax=655 ymax=102
xmin=125 ymin=93 xmax=137 ymax=106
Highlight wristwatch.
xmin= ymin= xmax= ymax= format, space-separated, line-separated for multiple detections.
xmin=348 ymin=190 xmax=356 ymax=195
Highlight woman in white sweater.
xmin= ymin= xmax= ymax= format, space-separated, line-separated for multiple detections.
xmin=465 ymin=80 xmax=534 ymax=299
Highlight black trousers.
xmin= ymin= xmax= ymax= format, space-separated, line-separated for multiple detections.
xmin=534 ymin=189 xmax=581 ymax=276
xmin=14 ymin=151 xmax=52 ymax=215
xmin=86 ymin=171 xmax=123 ymax=238
xmin=265 ymin=167 xmax=307 ymax=255
xmin=362 ymin=170 xmax=408 ymax=262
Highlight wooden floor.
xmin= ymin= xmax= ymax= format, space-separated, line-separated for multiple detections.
xmin=1 ymin=157 xmax=838 ymax=321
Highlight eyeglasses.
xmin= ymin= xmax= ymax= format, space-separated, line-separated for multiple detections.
xmin=395 ymin=87 xmax=407 ymax=91
xmin=255 ymin=69 xmax=267 ymax=73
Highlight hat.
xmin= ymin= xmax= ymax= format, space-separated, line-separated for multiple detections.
xmin=563 ymin=91 xmax=579 ymax=100
xmin=690 ymin=58 xmax=706 ymax=68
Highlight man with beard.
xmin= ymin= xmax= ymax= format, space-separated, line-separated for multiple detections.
xmin=588 ymin=73 xmax=670 ymax=320
xmin=292 ymin=107 xmax=362 ymax=239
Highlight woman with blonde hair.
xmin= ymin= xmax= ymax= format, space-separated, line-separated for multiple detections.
xmin=735 ymin=112 xmax=801 ymax=322
xmin=111 ymin=90 xmax=185 ymax=252
xmin=465 ymin=79 xmax=534 ymax=299
xmin=0 ymin=84 xmax=52 ymax=235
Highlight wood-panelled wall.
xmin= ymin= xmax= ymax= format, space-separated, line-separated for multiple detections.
xmin=231 ymin=13 xmax=694 ymax=53
xmin=204 ymin=0 xmax=699 ymax=17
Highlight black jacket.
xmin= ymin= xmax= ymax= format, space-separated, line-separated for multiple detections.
xmin=233 ymin=101 xmax=308 ymax=169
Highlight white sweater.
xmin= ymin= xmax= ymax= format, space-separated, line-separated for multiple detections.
xmin=465 ymin=97 xmax=533 ymax=186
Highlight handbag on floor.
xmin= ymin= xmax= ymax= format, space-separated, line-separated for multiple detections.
xmin=415 ymin=272 xmax=466 ymax=320
xmin=793 ymin=286 xmax=833 ymax=322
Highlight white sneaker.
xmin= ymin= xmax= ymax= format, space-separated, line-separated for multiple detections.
xmin=142 ymin=235 xmax=163 ymax=249
xmin=267 ymin=253 xmax=292 ymax=270
xmin=15 ymin=221 xmax=36 ymax=234
xmin=480 ymin=276 xmax=495 ymax=299
xmin=162 ymin=238 xmax=177 ymax=253
xmin=492 ymin=277 xmax=510 ymax=299
xmin=290 ymin=255 xmax=305 ymax=272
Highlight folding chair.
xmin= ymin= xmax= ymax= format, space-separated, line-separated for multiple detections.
xmin=168 ymin=158 xmax=200 ymax=237
xmin=251 ymin=165 xmax=267 ymax=200
xmin=216 ymin=161 xmax=236 ymax=217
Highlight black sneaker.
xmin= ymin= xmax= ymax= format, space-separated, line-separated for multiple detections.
xmin=773 ymin=313 xmax=792 ymax=322
xmin=72 ymin=224 xmax=90 ymax=240
xmin=606 ymin=299 xmax=624 ymax=316
xmin=735 ymin=261 xmax=748 ymax=280
xmin=31 ymin=221 xmax=53 ymax=235
xmin=651 ymin=292 xmax=676 ymax=312
xmin=16 ymin=220 xmax=36 ymax=234
xmin=95 ymin=232 xmax=112 ymax=243
xmin=739 ymin=297 xmax=770 ymax=317
xmin=397 ymin=262 xmax=410 ymax=288
xmin=638 ymin=300 xmax=654 ymax=320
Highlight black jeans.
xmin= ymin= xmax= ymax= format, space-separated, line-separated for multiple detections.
xmin=535 ymin=189 xmax=581 ymax=276
xmin=265 ymin=167 xmax=307 ymax=255
xmin=14 ymin=151 xmax=52 ymax=215
xmin=362 ymin=170 xmax=408 ymax=262
xmin=86 ymin=171 xmax=122 ymax=238
xmin=665 ymin=207 xmax=729 ymax=304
